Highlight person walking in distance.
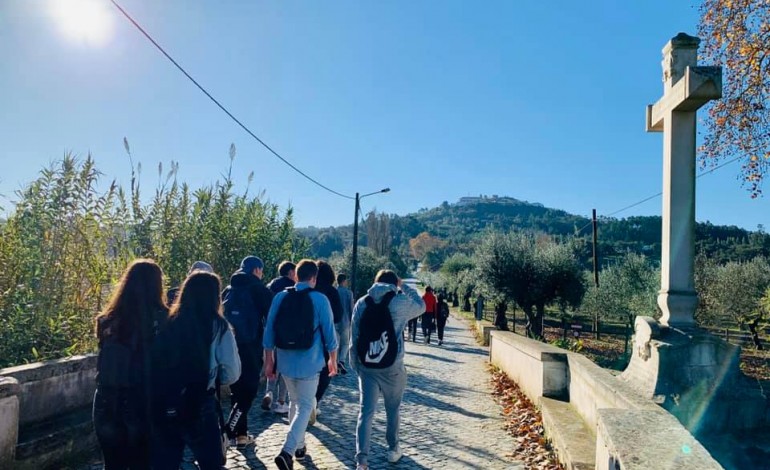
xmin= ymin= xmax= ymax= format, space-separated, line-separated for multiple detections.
xmin=223 ymin=256 xmax=274 ymax=448
xmin=262 ymin=261 xmax=297 ymax=414
xmin=436 ymin=293 xmax=450 ymax=346
xmin=93 ymin=259 xmax=167 ymax=470
xmin=311 ymin=260 xmax=343 ymax=422
xmin=336 ymin=273 xmax=354 ymax=373
xmin=351 ymin=270 xmax=425 ymax=469
xmin=263 ymin=259 xmax=338 ymax=470
xmin=151 ymin=271 xmax=241 ymax=470
xmin=421 ymin=286 xmax=437 ymax=344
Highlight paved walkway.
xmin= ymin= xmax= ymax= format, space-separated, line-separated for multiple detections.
xmin=83 ymin=315 xmax=524 ymax=469
xmin=211 ymin=315 xmax=522 ymax=470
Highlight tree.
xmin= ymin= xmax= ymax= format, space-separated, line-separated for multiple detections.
xmin=475 ymin=231 xmax=585 ymax=340
xmin=696 ymin=256 xmax=770 ymax=348
xmin=328 ymin=246 xmax=395 ymax=299
xmin=364 ymin=210 xmax=391 ymax=257
xmin=581 ymin=253 xmax=659 ymax=327
xmin=409 ymin=232 xmax=446 ymax=267
xmin=699 ymin=0 xmax=770 ymax=196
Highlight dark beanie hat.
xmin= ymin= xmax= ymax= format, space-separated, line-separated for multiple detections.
xmin=240 ymin=256 xmax=264 ymax=273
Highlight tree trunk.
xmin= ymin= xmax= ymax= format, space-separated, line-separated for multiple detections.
xmin=494 ymin=301 xmax=509 ymax=331
xmin=748 ymin=317 xmax=765 ymax=351
xmin=462 ymin=293 xmax=471 ymax=312
xmin=523 ymin=304 xmax=544 ymax=340
xmin=534 ymin=303 xmax=545 ymax=340
xmin=452 ymin=290 xmax=459 ymax=308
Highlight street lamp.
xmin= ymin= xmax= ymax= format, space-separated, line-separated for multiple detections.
xmin=351 ymin=188 xmax=390 ymax=295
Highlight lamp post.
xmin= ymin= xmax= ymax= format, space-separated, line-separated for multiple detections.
xmin=351 ymin=188 xmax=390 ymax=295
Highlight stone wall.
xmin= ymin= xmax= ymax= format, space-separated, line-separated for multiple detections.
xmin=489 ymin=331 xmax=722 ymax=469
xmin=0 ymin=355 xmax=97 ymax=468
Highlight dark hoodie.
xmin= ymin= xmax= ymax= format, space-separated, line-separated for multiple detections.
xmin=225 ymin=270 xmax=274 ymax=328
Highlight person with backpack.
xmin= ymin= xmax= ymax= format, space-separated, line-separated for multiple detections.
xmin=262 ymin=261 xmax=296 ymax=415
xmin=93 ymin=259 xmax=167 ymax=470
xmin=351 ymin=270 xmax=425 ymax=470
xmin=421 ymin=286 xmax=437 ymax=344
xmin=311 ymin=260 xmax=343 ymax=420
xmin=151 ymin=270 xmax=241 ymax=470
xmin=263 ymin=259 xmax=338 ymax=470
xmin=222 ymin=256 xmax=273 ymax=448
xmin=436 ymin=293 xmax=450 ymax=346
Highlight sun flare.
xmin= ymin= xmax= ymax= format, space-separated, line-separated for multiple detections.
xmin=50 ymin=0 xmax=114 ymax=46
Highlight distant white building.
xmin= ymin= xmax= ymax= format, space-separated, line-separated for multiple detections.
xmin=456 ymin=195 xmax=519 ymax=206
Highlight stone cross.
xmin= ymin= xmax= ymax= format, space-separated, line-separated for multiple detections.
xmin=646 ymin=33 xmax=722 ymax=328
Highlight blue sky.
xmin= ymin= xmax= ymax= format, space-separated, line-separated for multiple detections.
xmin=1 ymin=0 xmax=767 ymax=230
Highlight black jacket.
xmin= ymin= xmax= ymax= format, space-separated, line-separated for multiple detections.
xmin=267 ymin=275 xmax=295 ymax=294
xmin=315 ymin=283 xmax=343 ymax=324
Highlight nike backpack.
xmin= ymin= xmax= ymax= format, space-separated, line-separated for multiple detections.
xmin=356 ymin=291 xmax=398 ymax=369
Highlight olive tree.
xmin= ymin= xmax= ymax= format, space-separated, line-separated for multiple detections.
xmin=475 ymin=231 xmax=585 ymax=340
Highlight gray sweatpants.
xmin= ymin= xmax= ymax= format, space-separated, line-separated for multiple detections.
xmin=355 ymin=365 xmax=407 ymax=466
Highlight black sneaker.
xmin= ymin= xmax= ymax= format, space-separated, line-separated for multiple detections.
xmin=294 ymin=446 xmax=307 ymax=461
xmin=275 ymin=451 xmax=294 ymax=470
xmin=338 ymin=362 xmax=348 ymax=375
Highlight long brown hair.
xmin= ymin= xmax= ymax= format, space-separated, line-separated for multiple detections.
xmin=167 ymin=271 xmax=227 ymax=378
xmin=95 ymin=259 xmax=166 ymax=343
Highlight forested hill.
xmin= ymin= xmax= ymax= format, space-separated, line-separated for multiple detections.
xmin=298 ymin=196 xmax=770 ymax=265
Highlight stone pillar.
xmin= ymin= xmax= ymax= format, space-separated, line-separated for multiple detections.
xmin=0 ymin=376 xmax=21 ymax=468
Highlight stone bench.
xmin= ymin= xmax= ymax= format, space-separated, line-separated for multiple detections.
xmin=489 ymin=330 xmax=569 ymax=401
xmin=0 ymin=355 xmax=98 ymax=469
xmin=475 ymin=319 xmax=496 ymax=346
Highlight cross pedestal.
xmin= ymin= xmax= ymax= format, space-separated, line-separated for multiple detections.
xmin=621 ymin=33 xmax=767 ymax=436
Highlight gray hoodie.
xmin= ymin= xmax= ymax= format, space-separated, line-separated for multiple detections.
xmin=350 ymin=282 xmax=425 ymax=373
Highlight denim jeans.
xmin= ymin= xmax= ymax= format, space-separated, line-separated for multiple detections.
xmin=266 ymin=374 xmax=288 ymax=403
xmin=152 ymin=393 xmax=224 ymax=470
xmin=336 ymin=319 xmax=350 ymax=365
xmin=355 ymin=365 xmax=407 ymax=466
xmin=282 ymin=374 xmax=320 ymax=453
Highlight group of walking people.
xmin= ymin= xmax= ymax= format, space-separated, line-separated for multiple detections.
xmin=92 ymin=254 xmax=430 ymax=470
xmin=407 ymin=286 xmax=450 ymax=345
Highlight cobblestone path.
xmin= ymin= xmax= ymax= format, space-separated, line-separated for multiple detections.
xmin=82 ymin=315 xmax=524 ymax=469
xmin=212 ymin=315 xmax=523 ymax=470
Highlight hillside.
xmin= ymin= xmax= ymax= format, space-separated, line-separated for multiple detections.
xmin=298 ymin=196 xmax=770 ymax=267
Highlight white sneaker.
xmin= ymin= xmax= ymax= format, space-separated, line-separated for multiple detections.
xmin=308 ymin=406 xmax=317 ymax=426
xmin=387 ymin=446 xmax=402 ymax=463
xmin=315 ymin=406 xmax=321 ymax=417
xmin=356 ymin=465 xmax=368 ymax=470
xmin=272 ymin=402 xmax=290 ymax=414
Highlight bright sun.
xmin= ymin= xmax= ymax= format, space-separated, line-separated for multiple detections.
xmin=50 ymin=0 xmax=114 ymax=46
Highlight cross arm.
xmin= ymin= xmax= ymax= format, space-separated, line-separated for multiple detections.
xmin=646 ymin=66 xmax=722 ymax=132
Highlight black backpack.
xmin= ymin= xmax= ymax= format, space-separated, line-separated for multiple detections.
xmin=273 ymin=287 xmax=316 ymax=350
xmin=356 ymin=291 xmax=398 ymax=369
xmin=223 ymin=284 xmax=261 ymax=344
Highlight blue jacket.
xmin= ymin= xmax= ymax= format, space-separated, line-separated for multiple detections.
xmin=263 ymin=282 xmax=338 ymax=379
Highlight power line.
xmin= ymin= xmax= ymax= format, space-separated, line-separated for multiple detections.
xmin=108 ymin=0 xmax=354 ymax=200
xmin=573 ymin=155 xmax=743 ymax=237
xmin=603 ymin=155 xmax=743 ymax=218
